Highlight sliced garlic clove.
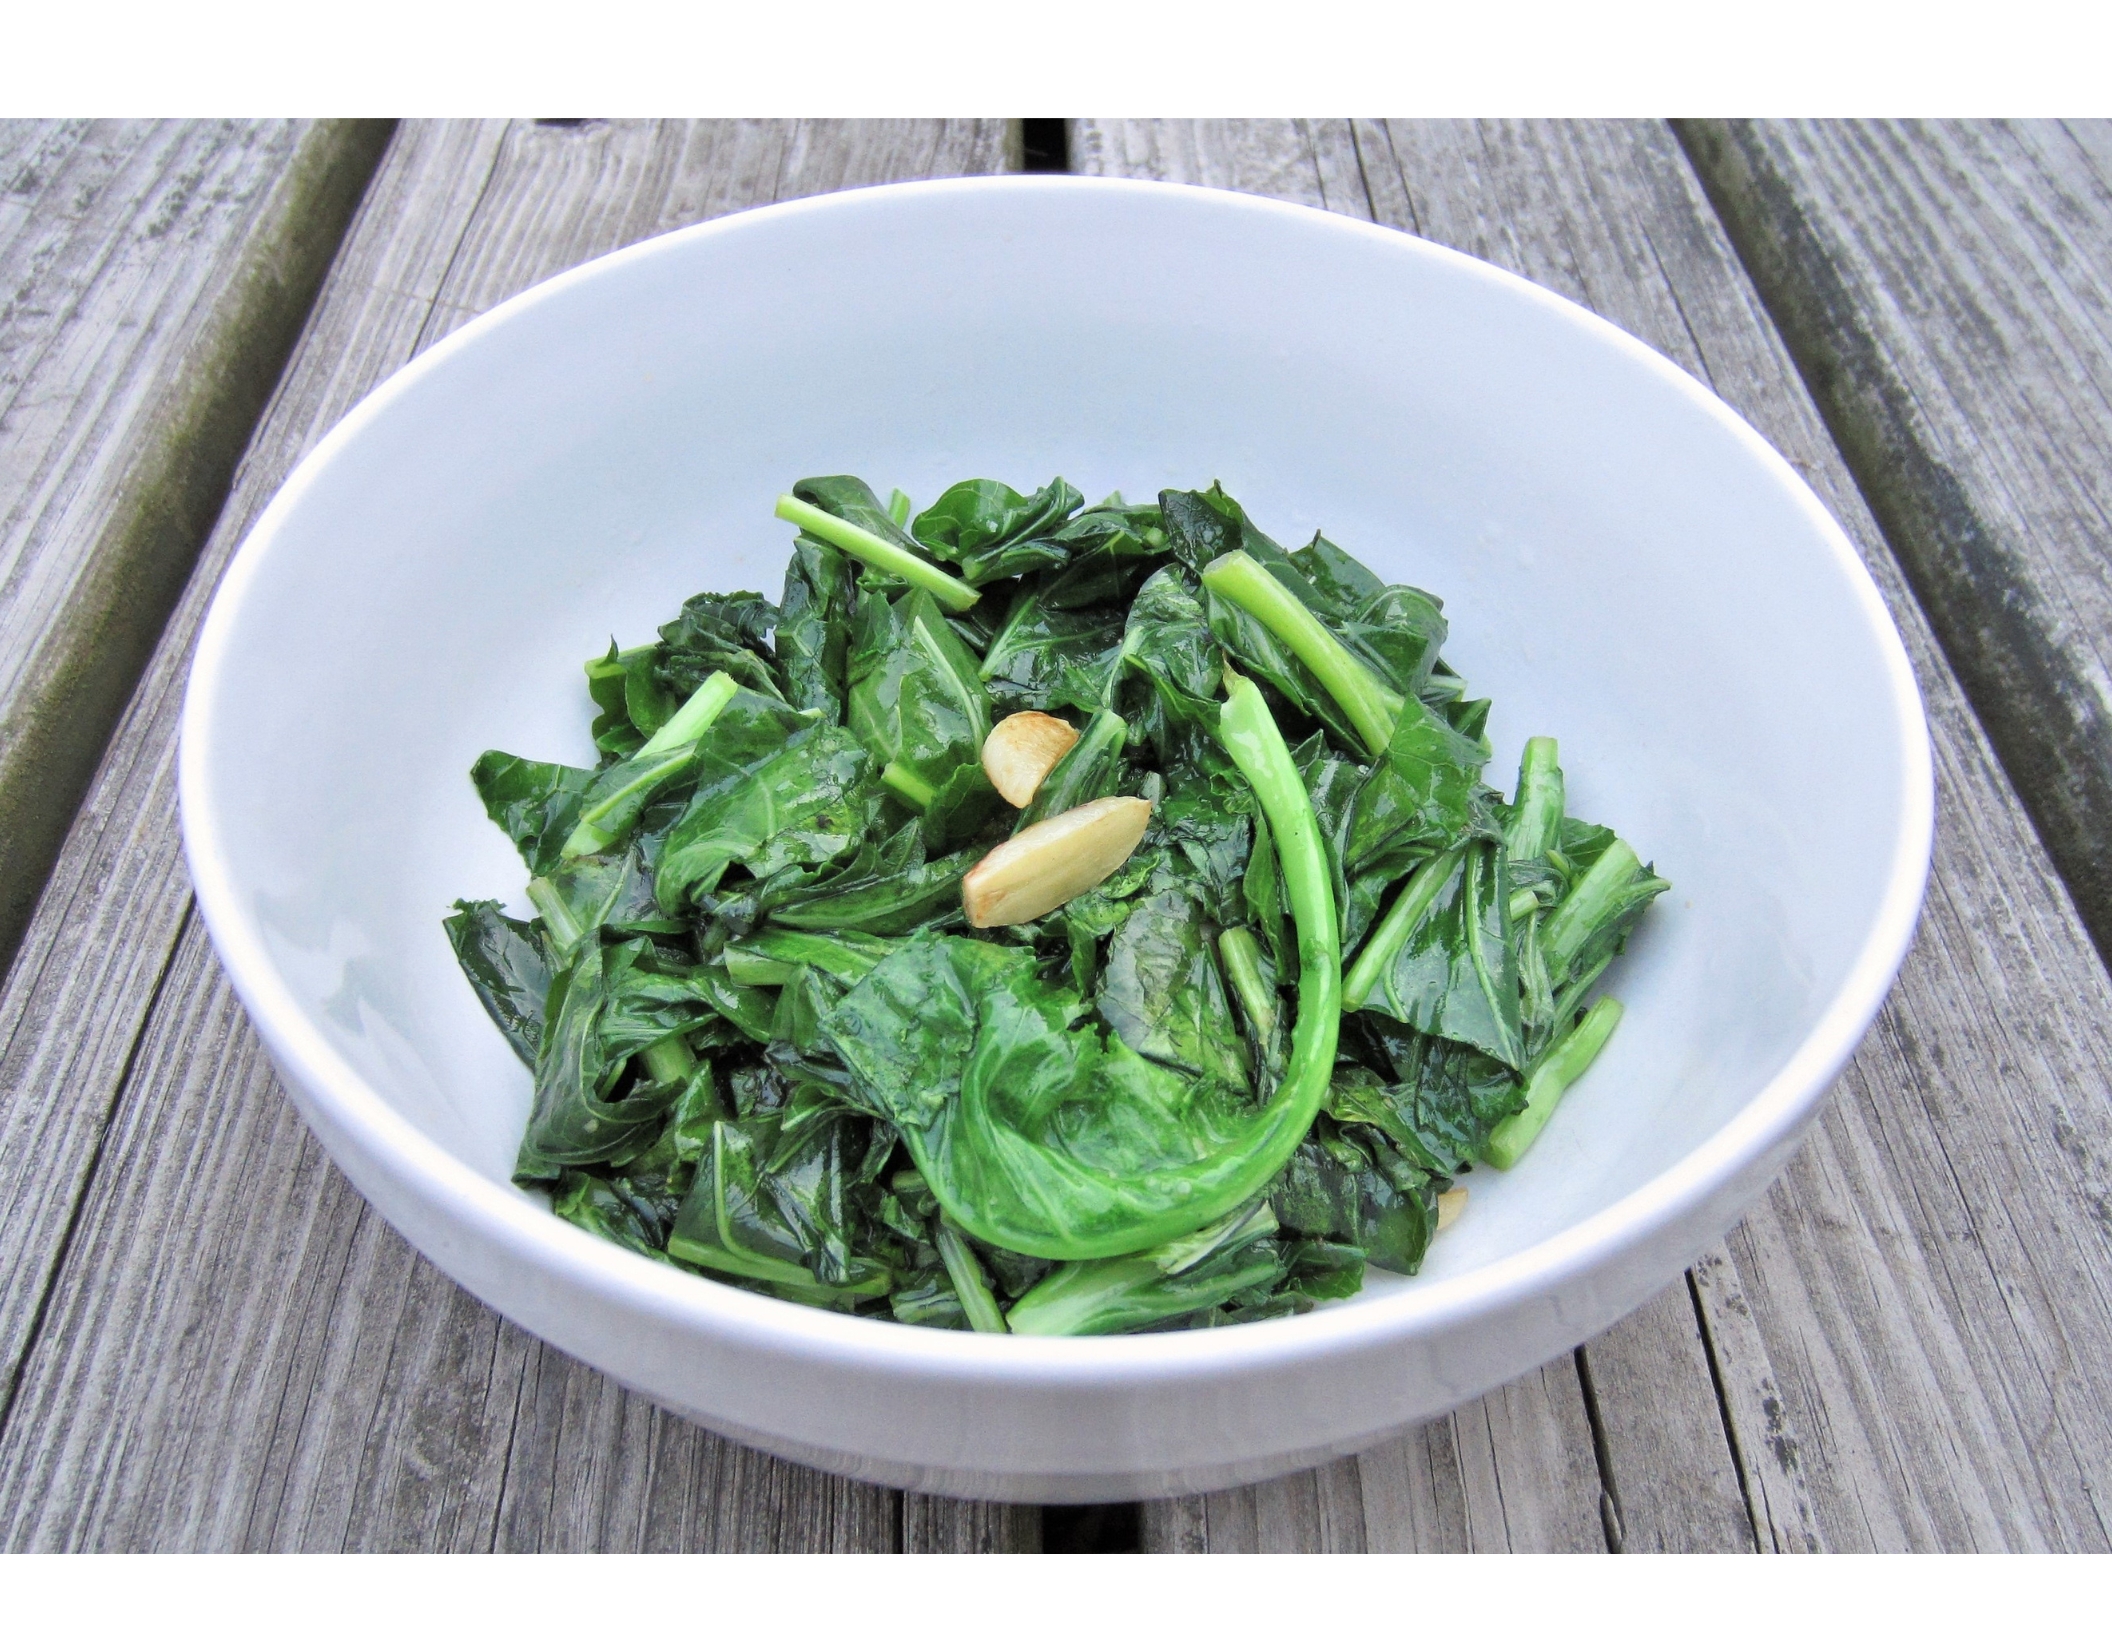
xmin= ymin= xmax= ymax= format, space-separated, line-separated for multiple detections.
xmin=980 ymin=711 xmax=1082 ymax=808
xmin=961 ymin=796 xmax=1152 ymax=927
xmin=1437 ymin=1186 xmax=1468 ymax=1231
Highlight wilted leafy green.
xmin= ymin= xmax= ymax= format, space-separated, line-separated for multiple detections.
xmin=847 ymin=586 xmax=991 ymax=809
xmin=451 ymin=472 xmax=1667 ymax=1332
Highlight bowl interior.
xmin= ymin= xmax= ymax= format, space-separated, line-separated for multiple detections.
xmin=187 ymin=179 xmax=1916 ymax=1302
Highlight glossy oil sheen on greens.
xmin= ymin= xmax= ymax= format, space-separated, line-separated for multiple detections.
xmin=449 ymin=474 xmax=1667 ymax=1334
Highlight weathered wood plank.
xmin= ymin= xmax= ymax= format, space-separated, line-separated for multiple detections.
xmin=1680 ymin=120 xmax=2112 ymax=967
xmin=1141 ymin=1357 xmax=1608 ymax=1552
xmin=0 ymin=119 xmax=390 ymax=982
xmin=1079 ymin=117 xmax=2112 ymax=1552
xmin=0 ymin=119 xmax=1028 ymax=1552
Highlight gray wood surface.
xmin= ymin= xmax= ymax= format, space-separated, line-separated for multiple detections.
xmin=1075 ymin=117 xmax=2112 ymax=1553
xmin=7 ymin=114 xmax=2112 ymax=1553
xmin=1680 ymin=120 xmax=2112 ymax=966
xmin=0 ymin=119 xmax=389 ymax=983
xmin=0 ymin=118 xmax=1036 ymax=1552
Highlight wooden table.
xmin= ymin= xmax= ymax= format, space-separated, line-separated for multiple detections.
xmin=3 ymin=118 xmax=2110 ymax=1552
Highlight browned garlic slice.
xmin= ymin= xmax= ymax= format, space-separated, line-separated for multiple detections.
xmin=980 ymin=711 xmax=1082 ymax=808
xmin=961 ymin=796 xmax=1152 ymax=927
xmin=1437 ymin=1187 xmax=1468 ymax=1231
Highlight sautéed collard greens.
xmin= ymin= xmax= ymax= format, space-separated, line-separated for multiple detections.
xmin=447 ymin=477 xmax=1668 ymax=1335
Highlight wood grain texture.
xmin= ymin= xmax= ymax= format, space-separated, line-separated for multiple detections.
xmin=1680 ymin=120 xmax=2112 ymax=967
xmin=1141 ymin=1357 xmax=1609 ymax=1552
xmin=0 ymin=119 xmax=391 ymax=981
xmin=0 ymin=118 xmax=1033 ymax=1552
xmin=1077 ymin=117 xmax=2112 ymax=1553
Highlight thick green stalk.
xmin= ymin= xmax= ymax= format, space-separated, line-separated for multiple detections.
xmin=1217 ymin=925 xmax=1277 ymax=1043
xmin=562 ymin=670 xmax=738 ymax=857
xmin=936 ymin=1222 xmax=1007 ymax=1334
xmin=1506 ymin=736 xmax=1564 ymax=861
xmin=638 ymin=669 xmax=737 ymax=758
xmin=526 ymin=874 xmax=586 ymax=951
xmin=1341 ymin=848 xmax=1464 ymax=1010
xmin=775 ymin=494 xmax=979 ymax=612
xmin=1541 ymin=837 xmax=1642 ymax=982
xmin=1483 ymin=997 xmax=1624 ymax=1169
xmin=1201 ymin=550 xmax=1402 ymax=754
xmin=640 ymin=1034 xmax=697 ymax=1086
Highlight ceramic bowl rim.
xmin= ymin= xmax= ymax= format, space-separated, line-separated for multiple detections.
xmin=178 ymin=173 xmax=1935 ymax=1389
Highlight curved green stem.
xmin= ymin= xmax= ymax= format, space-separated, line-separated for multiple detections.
xmin=776 ymin=494 xmax=979 ymax=612
xmin=1202 ymin=550 xmax=1402 ymax=754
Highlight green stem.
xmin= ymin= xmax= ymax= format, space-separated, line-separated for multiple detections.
xmin=562 ymin=671 xmax=738 ymax=858
xmin=1020 ymin=708 xmax=1127 ymax=825
xmin=936 ymin=1222 xmax=1007 ymax=1334
xmin=897 ymin=674 xmax=1337 ymax=1264
xmin=881 ymin=760 xmax=938 ymax=809
xmin=1482 ymin=997 xmax=1623 ymax=1169
xmin=1217 ymin=926 xmax=1277 ymax=1044
xmin=1509 ymin=888 xmax=1540 ymax=921
xmin=722 ymin=948 xmax=799 ymax=986
xmin=1203 ymin=672 xmax=1342 ymax=1176
xmin=1005 ymin=1201 xmax=1281 ymax=1335
xmin=638 ymin=669 xmax=737 ymax=757
xmin=1341 ymin=848 xmax=1464 ymax=1010
xmin=775 ymin=493 xmax=979 ymax=612
xmin=1201 ymin=550 xmax=1402 ymax=755
xmin=526 ymin=875 xmax=586 ymax=950
xmin=1541 ymin=838 xmax=1641 ymax=983
xmin=1506 ymin=736 xmax=1564 ymax=861
xmin=640 ymin=1033 xmax=697 ymax=1085
xmin=887 ymin=488 xmax=913 ymax=527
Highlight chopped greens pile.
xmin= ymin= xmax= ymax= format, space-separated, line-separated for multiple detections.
xmin=447 ymin=476 xmax=1668 ymax=1336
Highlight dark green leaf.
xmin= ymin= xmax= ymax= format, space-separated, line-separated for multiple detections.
xmin=1354 ymin=842 xmax=1525 ymax=1070
xmin=655 ymin=725 xmax=878 ymax=909
xmin=444 ymin=900 xmax=551 ymax=1066
xmin=1096 ymin=889 xmax=1249 ymax=1090
xmin=978 ymin=589 xmax=1126 ymax=714
xmin=911 ymin=477 xmax=1084 ymax=585
xmin=472 ymin=750 xmax=593 ymax=877
xmin=517 ymin=941 xmax=686 ymax=1180
xmin=775 ymin=536 xmax=858 ymax=721
xmin=846 ymin=586 xmax=991 ymax=802
xmin=657 ymin=590 xmax=784 ymax=702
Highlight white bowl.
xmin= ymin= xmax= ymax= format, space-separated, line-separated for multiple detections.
xmin=179 ymin=176 xmax=1932 ymax=1502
